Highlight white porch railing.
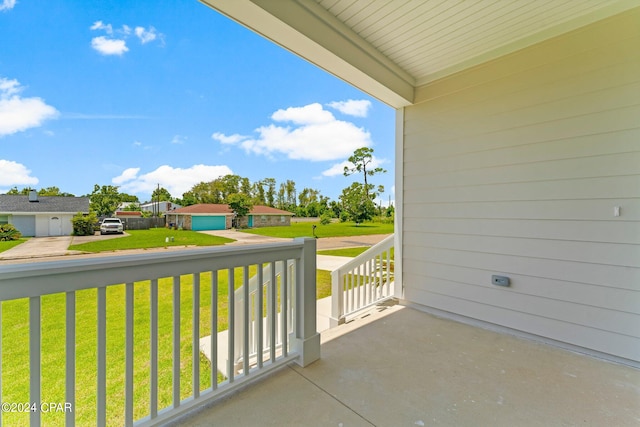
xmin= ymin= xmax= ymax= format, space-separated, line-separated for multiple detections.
xmin=0 ymin=238 xmax=319 ymax=427
xmin=229 ymin=260 xmax=295 ymax=377
xmin=330 ymin=235 xmax=394 ymax=326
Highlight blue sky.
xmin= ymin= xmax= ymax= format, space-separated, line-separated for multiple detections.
xmin=0 ymin=0 xmax=395 ymax=205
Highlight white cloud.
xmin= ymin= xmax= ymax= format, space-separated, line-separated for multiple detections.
xmin=327 ymin=99 xmax=371 ymax=117
xmin=214 ymin=102 xmax=372 ymax=161
xmin=0 ymin=77 xmax=59 ymax=137
xmin=112 ymin=167 xmax=140 ymax=185
xmin=90 ymin=20 xmax=113 ymax=34
xmin=171 ymin=135 xmax=186 ymax=144
xmin=113 ymin=164 xmax=233 ymax=197
xmin=271 ymin=103 xmax=334 ymax=125
xmin=321 ymin=156 xmax=386 ymax=177
xmin=0 ymin=0 xmax=16 ymax=11
xmin=90 ymin=22 xmax=163 ymax=56
xmin=212 ymin=132 xmax=246 ymax=144
xmin=0 ymin=160 xmax=39 ymax=186
xmin=321 ymin=161 xmax=350 ymax=177
xmin=91 ymin=36 xmax=128 ymax=56
xmin=135 ymin=26 xmax=158 ymax=44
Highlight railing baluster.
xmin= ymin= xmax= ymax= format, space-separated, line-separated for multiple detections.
xmin=125 ymin=283 xmax=134 ymax=426
xmin=356 ymin=268 xmax=360 ymax=310
xmin=172 ymin=276 xmax=180 ymax=408
xmin=269 ymin=262 xmax=276 ymax=362
xmin=150 ymin=279 xmax=158 ymax=418
xmin=281 ymin=261 xmax=288 ymax=357
xmin=257 ymin=264 xmax=263 ymax=369
xmin=377 ymin=254 xmax=383 ymax=299
xmin=0 ymin=240 xmax=311 ymax=426
xmin=227 ymin=269 xmax=234 ymax=383
xmin=193 ymin=274 xmax=200 ymax=398
xmin=97 ymin=287 xmax=106 ymax=427
xmin=29 ymin=297 xmax=41 ymax=427
xmin=65 ymin=291 xmax=75 ymax=427
xmin=210 ymin=272 xmax=217 ymax=390
xmin=242 ymin=266 xmax=250 ymax=375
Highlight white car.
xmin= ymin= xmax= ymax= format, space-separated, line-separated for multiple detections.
xmin=100 ymin=218 xmax=124 ymax=235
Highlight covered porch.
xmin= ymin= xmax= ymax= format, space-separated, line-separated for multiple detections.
xmin=179 ymin=302 xmax=640 ymax=426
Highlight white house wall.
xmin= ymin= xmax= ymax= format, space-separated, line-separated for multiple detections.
xmin=401 ymin=9 xmax=640 ymax=363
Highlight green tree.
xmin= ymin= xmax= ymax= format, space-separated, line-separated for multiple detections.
xmin=227 ymin=193 xmax=253 ymax=219
xmin=5 ymin=186 xmax=75 ymax=196
xmin=339 ymin=182 xmax=376 ymax=224
xmin=89 ymin=184 xmax=121 ymax=217
xmin=39 ymin=186 xmax=75 ymax=197
xmin=151 ymin=187 xmax=172 ymax=202
xmin=252 ymin=181 xmax=266 ymax=205
xmin=343 ymin=147 xmax=386 ymax=199
xmin=263 ymin=178 xmax=276 ymax=207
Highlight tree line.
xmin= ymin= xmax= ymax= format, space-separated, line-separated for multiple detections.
xmin=5 ymin=148 xmax=393 ymax=223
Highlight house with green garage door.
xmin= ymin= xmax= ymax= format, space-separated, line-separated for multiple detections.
xmin=165 ymin=204 xmax=294 ymax=231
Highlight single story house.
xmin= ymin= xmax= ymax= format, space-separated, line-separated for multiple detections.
xmin=166 ymin=204 xmax=294 ymax=230
xmin=203 ymin=1 xmax=640 ymax=365
xmin=0 ymin=191 xmax=90 ymax=237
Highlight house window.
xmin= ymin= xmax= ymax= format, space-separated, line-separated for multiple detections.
xmin=280 ymin=215 xmax=285 ymax=223
xmin=0 ymin=215 xmax=8 ymax=225
xmin=261 ymin=215 xmax=267 ymax=223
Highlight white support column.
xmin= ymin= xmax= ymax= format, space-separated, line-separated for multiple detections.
xmin=394 ymin=107 xmax=404 ymax=299
xmin=292 ymin=237 xmax=320 ymax=367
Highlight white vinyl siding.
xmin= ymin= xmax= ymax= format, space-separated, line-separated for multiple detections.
xmin=401 ymin=9 xmax=640 ymax=362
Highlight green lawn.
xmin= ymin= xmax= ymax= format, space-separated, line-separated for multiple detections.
xmin=318 ymin=246 xmax=395 ymax=258
xmin=69 ymin=229 xmax=234 ymax=253
xmin=242 ymin=221 xmax=393 ymax=239
xmin=2 ymin=266 xmax=333 ymax=426
xmin=0 ymin=238 xmax=27 ymax=253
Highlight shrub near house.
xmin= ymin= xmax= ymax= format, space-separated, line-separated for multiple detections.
xmin=0 ymin=224 xmax=21 ymax=241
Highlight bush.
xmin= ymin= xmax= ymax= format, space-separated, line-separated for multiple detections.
xmin=339 ymin=211 xmax=349 ymax=223
xmin=319 ymin=212 xmax=332 ymax=225
xmin=0 ymin=224 xmax=21 ymax=241
xmin=72 ymin=211 xmax=98 ymax=236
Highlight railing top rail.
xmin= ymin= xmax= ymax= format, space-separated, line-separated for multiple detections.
xmin=333 ymin=234 xmax=394 ymax=274
xmin=0 ymin=239 xmax=309 ymax=301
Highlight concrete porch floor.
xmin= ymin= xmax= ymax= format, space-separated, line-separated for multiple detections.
xmin=176 ymin=304 xmax=639 ymax=427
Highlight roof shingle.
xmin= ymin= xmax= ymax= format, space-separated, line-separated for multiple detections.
xmin=0 ymin=195 xmax=90 ymax=213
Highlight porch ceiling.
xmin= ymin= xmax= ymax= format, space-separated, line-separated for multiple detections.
xmin=200 ymin=0 xmax=638 ymax=107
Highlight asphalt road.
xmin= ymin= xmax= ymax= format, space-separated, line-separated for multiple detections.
xmin=0 ymin=232 xmax=390 ymax=265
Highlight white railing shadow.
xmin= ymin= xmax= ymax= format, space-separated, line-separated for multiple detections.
xmin=0 ymin=238 xmax=319 ymax=427
xmin=330 ymin=235 xmax=394 ymax=326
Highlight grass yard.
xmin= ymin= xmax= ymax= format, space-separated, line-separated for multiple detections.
xmin=1 ymin=266 xmax=332 ymax=426
xmin=68 ymin=229 xmax=234 ymax=253
xmin=318 ymin=246 xmax=395 ymax=258
xmin=0 ymin=238 xmax=27 ymax=253
xmin=242 ymin=221 xmax=393 ymax=239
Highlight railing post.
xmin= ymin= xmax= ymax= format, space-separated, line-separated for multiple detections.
xmin=330 ymin=270 xmax=344 ymax=327
xmin=292 ymin=237 xmax=320 ymax=367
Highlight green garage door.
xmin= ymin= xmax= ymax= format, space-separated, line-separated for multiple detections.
xmin=192 ymin=216 xmax=226 ymax=231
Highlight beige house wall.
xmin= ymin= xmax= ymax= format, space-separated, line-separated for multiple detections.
xmin=402 ymin=9 xmax=640 ymax=362
xmin=237 ymin=214 xmax=291 ymax=228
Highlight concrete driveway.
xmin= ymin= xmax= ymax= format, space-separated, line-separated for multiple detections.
xmin=0 ymin=233 xmax=128 ymax=262
xmin=0 ymin=236 xmax=80 ymax=260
